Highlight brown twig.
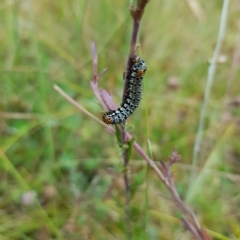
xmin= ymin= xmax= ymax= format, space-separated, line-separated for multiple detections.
xmin=54 ymin=0 xmax=212 ymax=238
xmin=54 ymin=81 xmax=212 ymax=239
xmin=119 ymin=2 xmax=150 ymax=237
xmin=121 ymin=0 xmax=149 ymax=104
xmin=89 ymin=38 xmax=211 ymax=239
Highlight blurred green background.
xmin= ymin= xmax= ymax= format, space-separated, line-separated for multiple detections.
xmin=1 ymin=0 xmax=240 ymax=239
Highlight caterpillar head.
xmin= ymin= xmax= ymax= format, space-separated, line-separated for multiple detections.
xmin=102 ymin=113 xmax=114 ymax=124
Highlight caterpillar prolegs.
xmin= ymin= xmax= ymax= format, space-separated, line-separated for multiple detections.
xmin=102 ymin=55 xmax=147 ymax=124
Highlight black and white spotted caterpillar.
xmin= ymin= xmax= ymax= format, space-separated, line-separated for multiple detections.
xmin=102 ymin=55 xmax=147 ymax=124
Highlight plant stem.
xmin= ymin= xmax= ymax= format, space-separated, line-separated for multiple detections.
xmin=187 ymin=0 xmax=230 ymax=201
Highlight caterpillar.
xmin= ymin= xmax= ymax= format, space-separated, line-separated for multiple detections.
xmin=102 ymin=55 xmax=147 ymax=124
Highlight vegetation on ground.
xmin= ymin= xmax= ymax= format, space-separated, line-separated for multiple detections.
xmin=1 ymin=0 xmax=240 ymax=239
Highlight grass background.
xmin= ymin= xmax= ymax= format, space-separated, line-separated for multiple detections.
xmin=1 ymin=0 xmax=240 ymax=239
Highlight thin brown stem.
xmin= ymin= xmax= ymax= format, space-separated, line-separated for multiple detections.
xmin=119 ymin=1 xmax=150 ymax=238
xmin=54 ymin=1 xmax=212 ymax=235
xmin=54 ymin=83 xmax=212 ymax=240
